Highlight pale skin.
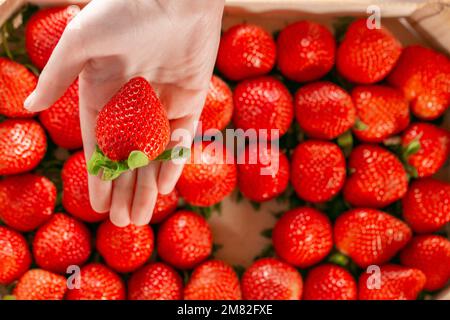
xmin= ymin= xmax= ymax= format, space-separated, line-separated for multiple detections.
xmin=25 ymin=0 xmax=225 ymax=227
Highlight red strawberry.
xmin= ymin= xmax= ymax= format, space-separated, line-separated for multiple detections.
xmin=402 ymin=123 xmax=450 ymax=178
xmin=0 ymin=174 xmax=56 ymax=232
xmin=13 ymin=269 xmax=67 ymax=300
xmin=199 ymin=75 xmax=233 ymax=134
xmin=272 ymin=207 xmax=333 ymax=268
xmin=33 ymin=214 xmax=91 ymax=274
xmin=388 ymin=45 xmax=450 ymax=120
xmin=402 ymin=178 xmax=450 ymax=233
xmin=157 ymin=210 xmax=212 ymax=269
xmin=352 ymin=85 xmax=409 ymax=142
xmin=39 ymin=80 xmax=82 ymax=149
xmin=0 ymin=58 xmax=37 ymax=118
xmin=400 ymin=235 xmax=450 ymax=291
xmin=96 ymin=220 xmax=154 ymax=273
xmin=343 ymin=144 xmax=408 ymax=208
xmin=294 ymin=81 xmax=355 ymax=140
xmin=151 ymin=189 xmax=179 ymax=224
xmin=337 ymin=18 xmax=402 ymax=84
xmin=291 ymin=140 xmax=346 ymax=202
xmin=334 ymin=208 xmax=412 ymax=268
xmin=25 ymin=6 xmax=77 ymax=69
xmin=66 ymin=263 xmax=125 ymax=300
xmin=277 ymin=21 xmax=335 ymax=82
xmin=237 ymin=143 xmax=289 ymax=202
xmin=233 ymin=76 xmax=294 ymax=138
xmin=177 ymin=141 xmax=237 ymax=207
xmin=0 ymin=226 xmax=31 ymax=285
xmin=184 ymin=260 xmax=242 ymax=300
xmin=91 ymin=77 xmax=170 ymax=180
xmin=303 ymin=264 xmax=357 ymax=300
xmin=358 ymin=265 xmax=426 ymax=300
xmin=216 ymin=24 xmax=276 ymax=81
xmin=62 ymin=151 xmax=106 ymax=223
xmin=0 ymin=119 xmax=47 ymax=175
xmin=241 ymin=258 xmax=303 ymax=300
xmin=128 ymin=262 xmax=183 ymax=300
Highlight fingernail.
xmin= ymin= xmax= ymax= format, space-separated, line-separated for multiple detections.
xmin=24 ymin=90 xmax=37 ymax=110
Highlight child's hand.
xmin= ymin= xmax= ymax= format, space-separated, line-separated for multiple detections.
xmin=25 ymin=0 xmax=224 ymax=226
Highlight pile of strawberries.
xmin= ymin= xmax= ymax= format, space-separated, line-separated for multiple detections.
xmin=1 ymin=5 xmax=450 ymax=300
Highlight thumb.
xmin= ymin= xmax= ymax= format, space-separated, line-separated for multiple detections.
xmin=25 ymin=17 xmax=87 ymax=111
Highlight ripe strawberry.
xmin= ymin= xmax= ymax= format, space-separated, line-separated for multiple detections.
xmin=199 ymin=75 xmax=233 ymax=134
xmin=388 ymin=45 xmax=450 ymax=120
xmin=272 ymin=207 xmax=333 ymax=268
xmin=291 ymin=140 xmax=346 ymax=202
xmin=0 ymin=58 xmax=37 ymax=118
xmin=177 ymin=141 xmax=237 ymax=207
xmin=303 ymin=264 xmax=357 ymax=300
xmin=25 ymin=6 xmax=77 ymax=69
xmin=337 ymin=18 xmax=402 ymax=84
xmin=39 ymin=80 xmax=82 ymax=149
xmin=277 ymin=21 xmax=335 ymax=82
xmin=13 ymin=269 xmax=67 ymax=300
xmin=96 ymin=220 xmax=154 ymax=273
xmin=151 ymin=189 xmax=179 ymax=224
xmin=400 ymin=235 xmax=450 ymax=291
xmin=128 ymin=263 xmax=183 ymax=300
xmin=62 ymin=151 xmax=106 ymax=223
xmin=66 ymin=263 xmax=126 ymax=300
xmin=92 ymin=77 xmax=170 ymax=179
xmin=402 ymin=123 xmax=450 ymax=178
xmin=0 ymin=119 xmax=47 ymax=175
xmin=352 ymin=85 xmax=409 ymax=142
xmin=334 ymin=208 xmax=412 ymax=268
xmin=233 ymin=76 xmax=294 ymax=138
xmin=157 ymin=210 xmax=212 ymax=269
xmin=0 ymin=174 xmax=56 ymax=232
xmin=343 ymin=144 xmax=408 ymax=208
xmin=33 ymin=214 xmax=91 ymax=274
xmin=216 ymin=24 xmax=276 ymax=81
xmin=358 ymin=265 xmax=426 ymax=300
xmin=0 ymin=226 xmax=31 ymax=285
xmin=241 ymin=258 xmax=303 ymax=300
xmin=184 ymin=260 xmax=242 ymax=300
xmin=237 ymin=143 xmax=289 ymax=202
xmin=402 ymin=178 xmax=450 ymax=233
xmin=294 ymin=81 xmax=355 ymax=140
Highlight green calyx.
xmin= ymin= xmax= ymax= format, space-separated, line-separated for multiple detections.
xmin=353 ymin=119 xmax=368 ymax=131
xmin=87 ymin=146 xmax=190 ymax=181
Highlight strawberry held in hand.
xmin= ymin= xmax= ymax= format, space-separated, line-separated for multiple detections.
xmin=277 ymin=21 xmax=335 ymax=82
xmin=0 ymin=119 xmax=47 ymax=175
xmin=337 ymin=18 xmax=402 ymax=84
xmin=13 ymin=269 xmax=67 ymax=300
xmin=216 ymin=24 xmax=276 ymax=81
xmin=334 ymin=209 xmax=412 ymax=268
xmin=272 ymin=207 xmax=333 ymax=268
xmin=0 ymin=226 xmax=31 ymax=285
xmin=343 ymin=144 xmax=408 ymax=208
xmin=0 ymin=58 xmax=37 ymax=118
xmin=66 ymin=263 xmax=125 ymax=300
xmin=241 ymin=258 xmax=303 ymax=300
xmin=184 ymin=260 xmax=242 ymax=300
xmin=388 ymin=45 xmax=450 ymax=120
xmin=128 ymin=263 xmax=183 ymax=300
xmin=0 ymin=174 xmax=56 ymax=232
xmin=26 ymin=6 xmax=78 ymax=70
xmin=358 ymin=265 xmax=426 ymax=300
xmin=88 ymin=77 xmax=172 ymax=180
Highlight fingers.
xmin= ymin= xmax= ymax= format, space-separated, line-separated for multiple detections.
xmin=25 ymin=13 xmax=87 ymax=111
xmin=109 ymin=171 xmax=136 ymax=227
xmin=157 ymin=113 xmax=200 ymax=194
xmin=130 ymin=163 xmax=160 ymax=226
